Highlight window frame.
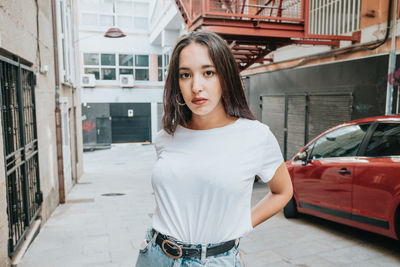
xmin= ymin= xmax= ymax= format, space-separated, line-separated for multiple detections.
xmin=80 ymin=0 xmax=149 ymax=32
xmin=83 ymin=52 xmax=117 ymax=80
xmin=134 ymin=54 xmax=149 ymax=81
xmin=56 ymin=0 xmax=77 ymax=85
xmin=118 ymin=54 xmax=134 ymax=77
xmin=157 ymin=53 xmax=170 ymax=82
xmin=83 ymin=52 xmax=150 ymax=81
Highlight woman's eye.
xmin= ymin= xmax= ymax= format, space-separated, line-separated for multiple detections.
xmin=179 ymin=73 xmax=190 ymax=79
xmin=205 ymin=70 xmax=214 ymax=77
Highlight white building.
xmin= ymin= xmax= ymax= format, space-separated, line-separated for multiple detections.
xmin=79 ymin=0 xmax=184 ymax=147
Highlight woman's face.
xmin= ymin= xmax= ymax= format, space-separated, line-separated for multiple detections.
xmin=178 ymin=43 xmax=225 ymax=120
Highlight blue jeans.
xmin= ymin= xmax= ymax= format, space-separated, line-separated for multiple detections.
xmin=135 ymin=229 xmax=243 ymax=267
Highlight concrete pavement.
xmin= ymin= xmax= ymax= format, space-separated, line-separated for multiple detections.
xmin=18 ymin=144 xmax=400 ymax=267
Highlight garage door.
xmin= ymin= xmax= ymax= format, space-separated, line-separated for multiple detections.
xmin=308 ymin=94 xmax=353 ymax=140
xmin=261 ymin=93 xmax=353 ymax=160
xmin=261 ymin=96 xmax=285 ymax=149
xmin=112 ymin=116 xmax=150 ymax=143
xmin=110 ymin=103 xmax=151 ymax=143
xmin=287 ymin=96 xmax=307 ymax=160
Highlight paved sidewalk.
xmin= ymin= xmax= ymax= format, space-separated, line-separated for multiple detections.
xmin=19 ymin=144 xmax=155 ymax=267
xmin=19 ymin=144 xmax=400 ymax=267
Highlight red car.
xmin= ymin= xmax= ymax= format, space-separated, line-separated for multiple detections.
xmin=284 ymin=114 xmax=400 ymax=240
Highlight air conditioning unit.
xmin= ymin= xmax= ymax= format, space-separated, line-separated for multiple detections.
xmin=119 ymin=75 xmax=134 ymax=87
xmin=81 ymin=74 xmax=96 ymax=87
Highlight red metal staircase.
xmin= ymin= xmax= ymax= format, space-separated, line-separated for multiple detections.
xmin=175 ymin=0 xmax=360 ymax=70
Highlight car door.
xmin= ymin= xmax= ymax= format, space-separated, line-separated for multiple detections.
xmin=352 ymin=121 xmax=400 ymax=231
xmin=293 ymin=123 xmax=371 ymax=216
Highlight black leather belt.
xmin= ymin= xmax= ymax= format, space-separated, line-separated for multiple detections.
xmin=152 ymin=229 xmax=236 ymax=259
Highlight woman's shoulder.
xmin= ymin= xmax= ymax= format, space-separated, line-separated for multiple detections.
xmin=237 ymin=118 xmax=275 ymax=146
xmin=238 ymin=118 xmax=271 ymax=134
xmin=155 ymin=129 xmax=172 ymax=144
xmin=154 ymin=129 xmax=173 ymax=156
xmin=239 ymin=119 xmax=281 ymax=153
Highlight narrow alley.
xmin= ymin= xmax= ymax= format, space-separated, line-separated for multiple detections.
xmin=18 ymin=144 xmax=400 ymax=267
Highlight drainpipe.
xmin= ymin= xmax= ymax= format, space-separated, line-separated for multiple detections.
xmin=387 ymin=0 xmax=398 ymax=115
xmin=51 ymin=0 xmax=65 ymax=203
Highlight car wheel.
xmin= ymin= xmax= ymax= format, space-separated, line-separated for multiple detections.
xmin=284 ymin=197 xmax=299 ymax=218
xmin=395 ymin=206 xmax=400 ymax=239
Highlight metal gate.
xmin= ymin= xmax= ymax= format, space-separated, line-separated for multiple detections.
xmin=261 ymin=93 xmax=353 ymax=160
xmin=0 ymin=55 xmax=42 ymax=258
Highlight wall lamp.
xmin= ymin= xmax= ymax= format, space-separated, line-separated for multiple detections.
xmin=104 ymin=27 xmax=126 ymax=38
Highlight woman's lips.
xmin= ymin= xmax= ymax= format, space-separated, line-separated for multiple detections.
xmin=191 ymin=98 xmax=207 ymax=105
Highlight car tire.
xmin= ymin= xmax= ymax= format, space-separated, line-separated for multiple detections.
xmin=395 ymin=206 xmax=400 ymax=240
xmin=284 ymin=197 xmax=299 ymax=218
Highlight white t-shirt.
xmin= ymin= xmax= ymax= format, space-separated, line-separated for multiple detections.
xmin=151 ymin=117 xmax=283 ymax=244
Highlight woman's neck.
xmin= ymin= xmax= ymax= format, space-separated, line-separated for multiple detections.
xmin=187 ymin=114 xmax=238 ymax=130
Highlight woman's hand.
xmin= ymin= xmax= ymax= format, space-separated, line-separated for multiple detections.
xmin=251 ymin=162 xmax=293 ymax=228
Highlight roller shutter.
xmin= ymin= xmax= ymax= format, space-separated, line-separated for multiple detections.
xmin=110 ymin=103 xmax=151 ymax=143
xmin=261 ymin=93 xmax=353 ymax=160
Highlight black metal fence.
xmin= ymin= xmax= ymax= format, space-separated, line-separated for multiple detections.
xmin=0 ymin=55 xmax=42 ymax=258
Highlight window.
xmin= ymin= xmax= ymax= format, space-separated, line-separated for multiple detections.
xmin=119 ymin=54 xmax=134 ymax=75
xmin=84 ymin=53 xmax=100 ymax=79
xmin=309 ymin=124 xmax=370 ymax=159
xmin=80 ymin=0 xmax=148 ymax=31
xmin=365 ymin=123 xmax=400 ymax=157
xmin=84 ymin=53 xmax=99 ymax=65
xmin=83 ymin=53 xmax=149 ymax=81
xmin=57 ymin=0 xmax=76 ymax=85
xmin=158 ymin=54 xmax=170 ymax=81
xmin=135 ymin=55 xmax=149 ymax=81
xmin=133 ymin=2 xmax=149 ymax=30
xmin=85 ymin=68 xmax=100 ymax=80
xmin=119 ymin=54 xmax=133 ymax=66
xmin=84 ymin=53 xmax=115 ymax=80
xmin=101 ymin=54 xmax=116 ymax=66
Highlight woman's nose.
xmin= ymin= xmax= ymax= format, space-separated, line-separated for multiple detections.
xmin=191 ymin=74 xmax=203 ymax=93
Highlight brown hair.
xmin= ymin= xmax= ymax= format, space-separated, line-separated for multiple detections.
xmin=162 ymin=31 xmax=256 ymax=135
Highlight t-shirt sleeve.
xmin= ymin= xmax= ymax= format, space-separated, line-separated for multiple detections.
xmin=154 ymin=130 xmax=165 ymax=160
xmin=256 ymin=126 xmax=284 ymax=183
xmin=154 ymin=129 xmax=170 ymax=160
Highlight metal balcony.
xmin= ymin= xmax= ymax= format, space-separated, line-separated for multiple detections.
xmin=175 ymin=0 xmax=361 ymax=70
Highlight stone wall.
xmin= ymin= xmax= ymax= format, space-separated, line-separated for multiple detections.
xmin=0 ymin=0 xmax=83 ymax=264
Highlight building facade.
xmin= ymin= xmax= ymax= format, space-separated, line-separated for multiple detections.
xmin=0 ymin=0 xmax=83 ymax=265
xmin=79 ymin=0 xmax=184 ymax=148
xmin=241 ymin=0 xmax=400 ymax=160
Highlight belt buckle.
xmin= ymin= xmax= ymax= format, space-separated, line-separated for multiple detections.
xmin=161 ymin=239 xmax=183 ymax=259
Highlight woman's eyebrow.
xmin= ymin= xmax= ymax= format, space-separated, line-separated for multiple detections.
xmin=178 ymin=65 xmax=215 ymax=70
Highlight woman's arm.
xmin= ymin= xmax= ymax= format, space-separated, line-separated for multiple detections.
xmin=251 ymin=162 xmax=293 ymax=228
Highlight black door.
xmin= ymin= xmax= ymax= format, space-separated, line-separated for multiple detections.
xmin=96 ymin=117 xmax=111 ymax=145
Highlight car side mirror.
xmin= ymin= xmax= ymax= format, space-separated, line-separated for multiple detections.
xmin=296 ymin=151 xmax=309 ymax=166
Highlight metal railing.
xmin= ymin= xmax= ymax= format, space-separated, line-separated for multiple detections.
xmin=309 ymin=0 xmax=361 ymax=35
xmin=0 ymin=55 xmax=42 ymax=258
xmin=178 ymin=0 xmax=304 ymax=24
xmin=177 ymin=0 xmax=360 ymax=41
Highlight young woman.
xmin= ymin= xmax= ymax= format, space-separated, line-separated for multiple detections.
xmin=135 ymin=31 xmax=293 ymax=267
